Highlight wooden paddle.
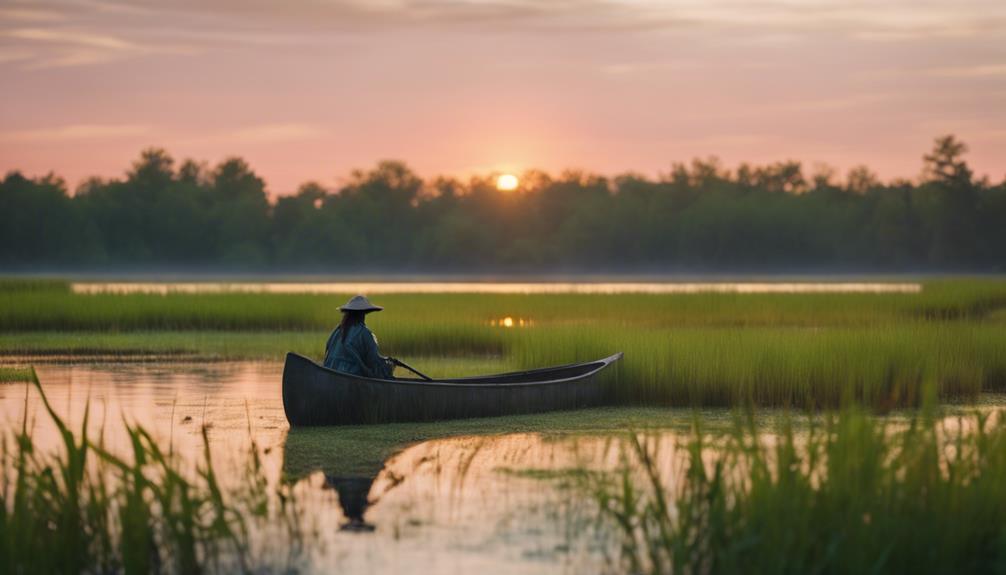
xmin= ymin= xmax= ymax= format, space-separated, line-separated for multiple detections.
xmin=389 ymin=357 xmax=433 ymax=382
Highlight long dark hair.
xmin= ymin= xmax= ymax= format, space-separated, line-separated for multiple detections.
xmin=339 ymin=310 xmax=366 ymax=342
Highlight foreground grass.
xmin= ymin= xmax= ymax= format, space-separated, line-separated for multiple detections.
xmin=592 ymin=405 xmax=1006 ymax=574
xmin=1 ymin=377 xmax=311 ymax=573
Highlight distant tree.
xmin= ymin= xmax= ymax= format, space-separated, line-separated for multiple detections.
xmin=210 ymin=157 xmax=271 ymax=265
xmin=846 ymin=166 xmax=879 ymax=195
xmin=127 ymin=148 xmax=174 ymax=196
xmin=335 ymin=161 xmax=423 ymax=264
xmin=923 ymin=135 xmax=973 ymax=185
xmin=0 ymin=172 xmax=97 ymax=265
xmin=2 ymin=136 xmax=1003 ymax=271
xmin=918 ymin=135 xmax=980 ymax=266
xmin=811 ymin=164 xmax=838 ymax=193
xmin=754 ymin=161 xmax=806 ymax=194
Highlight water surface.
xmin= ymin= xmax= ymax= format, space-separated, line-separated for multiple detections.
xmin=0 ymin=362 xmax=655 ymax=573
xmin=4 ymin=361 xmax=997 ymax=573
xmin=72 ymin=281 xmax=922 ymax=295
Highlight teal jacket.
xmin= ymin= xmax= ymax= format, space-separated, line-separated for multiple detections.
xmin=323 ymin=323 xmax=393 ymax=378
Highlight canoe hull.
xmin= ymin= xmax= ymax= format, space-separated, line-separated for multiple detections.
xmin=282 ymin=352 xmax=622 ymax=426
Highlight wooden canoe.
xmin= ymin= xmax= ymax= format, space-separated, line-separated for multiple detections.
xmin=282 ymin=352 xmax=623 ymax=426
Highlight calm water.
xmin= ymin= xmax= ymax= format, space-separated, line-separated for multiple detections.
xmin=6 ymin=362 xmax=998 ymax=573
xmin=1 ymin=362 xmax=682 ymax=574
xmin=71 ymin=281 xmax=922 ymax=295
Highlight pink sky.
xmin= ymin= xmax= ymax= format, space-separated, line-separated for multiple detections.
xmin=1 ymin=0 xmax=1004 ymax=195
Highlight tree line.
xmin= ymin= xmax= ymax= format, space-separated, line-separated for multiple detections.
xmin=2 ymin=135 xmax=1003 ymax=271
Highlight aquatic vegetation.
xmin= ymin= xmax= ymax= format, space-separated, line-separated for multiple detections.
xmin=512 ymin=323 xmax=1006 ymax=407
xmin=591 ymin=406 xmax=1006 ymax=574
xmin=0 ymin=366 xmax=35 ymax=382
xmin=0 ymin=278 xmax=69 ymax=293
xmin=0 ymin=376 xmax=312 ymax=573
xmin=2 ymin=279 xmax=1005 ymax=333
xmin=1 ymin=279 xmax=1005 ymax=408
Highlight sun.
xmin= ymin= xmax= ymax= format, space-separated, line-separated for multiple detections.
xmin=496 ymin=173 xmax=519 ymax=191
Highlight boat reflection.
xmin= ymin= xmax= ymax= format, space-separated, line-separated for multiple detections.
xmin=281 ymin=427 xmax=644 ymax=537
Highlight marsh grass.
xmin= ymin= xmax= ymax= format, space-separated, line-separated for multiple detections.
xmin=0 ymin=278 xmax=69 ymax=294
xmin=0 ymin=375 xmax=311 ymax=573
xmin=0 ymin=366 xmax=35 ymax=382
xmin=2 ymin=279 xmax=1005 ymax=408
xmin=3 ymin=280 xmax=1005 ymax=333
xmin=512 ymin=323 xmax=1006 ymax=408
xmin=591 ymin=404 xmax=1006 ymax=574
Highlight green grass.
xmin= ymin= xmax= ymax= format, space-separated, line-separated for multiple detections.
xmin=2 ymin=279 xmax=1005 ymax=332
xmin=589 ymin=404 xmax=1006 ymax=574
xmin=0 ymin=366 xmax=35 ymax=382
xmin=2 ymin=278 xmax=1005 ymax=408
xmin=512 ymin=323 xmax=1006 ymax=407
xmin=0 ymin=376 xmax=311 ymax=573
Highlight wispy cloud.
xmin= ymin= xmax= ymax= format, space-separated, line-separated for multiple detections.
xmin=926 ymin=64 xmax=1006 ymax=78
xmin=0 ymin=7 xmax=66 ymax=22
xmin=1 ymin=24 xmax=199 ymax=67
xmin=0 ymin=0 xmax=1001 ymax=73
xmin=0 ymin=123 xmax=150 ymax=142
xmin=6 ymin=27 xmax=134 ymax=50
xmin=230 ymin=123 xmax=326 ymax=143
xmin=2 ymin=26 xmax=142 ymax=67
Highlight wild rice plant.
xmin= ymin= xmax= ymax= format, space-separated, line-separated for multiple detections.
xmin=0 ymin=375 xmax=311 ymax=573
xmin=2 ymin=279 xmax=1004 ymax=409
xmin=510 ymin=323 xmax=1006 ymax=408
xmin=591 ymin=404 xmax=1006 ymax=574
xmin=2 ymin=280 xmax=1004 ymax=332
xmin=0 ymin=366 xmax=35 ymax=382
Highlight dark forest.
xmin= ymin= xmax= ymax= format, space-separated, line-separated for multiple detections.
xmin=3 ymin=135 xmax=1003 ymax=272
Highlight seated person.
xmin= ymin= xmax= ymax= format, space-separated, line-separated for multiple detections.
xmin=323 ymin=295 xmax=394 ymax=379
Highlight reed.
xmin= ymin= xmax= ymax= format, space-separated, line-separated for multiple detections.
xmin=1 ymin=279 xmax=1004 ymax=408
xmin=0 ymin=366 xmax=35 ymax=382
xmin=0 ymin=375 xmax=311 ymax=573
xmin=591 ymin=405 xmax=1006 ymax=574
xmin=2 ymin=280 xmax=1005 ymax=333
xmin=510 ymin=323 xmax=1006 ymax=408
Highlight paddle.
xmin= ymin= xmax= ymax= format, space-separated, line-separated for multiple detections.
xmin=388 ymin=357 xmax=433 ymax=382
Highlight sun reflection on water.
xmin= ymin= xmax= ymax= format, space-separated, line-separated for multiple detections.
xmin=489 ymin=316 xmax=533 ymax=328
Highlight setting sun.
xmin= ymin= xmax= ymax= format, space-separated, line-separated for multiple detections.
xmin=496 ymin=174 xmax=519 ymax=191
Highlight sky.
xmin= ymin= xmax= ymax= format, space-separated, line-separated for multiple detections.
xmin=1 ymin=0 xmax=1004 ymax=195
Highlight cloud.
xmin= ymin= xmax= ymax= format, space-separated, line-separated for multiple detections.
xmin=0 ymin=7 xmax=66 ymax=22
xmin=0 ymin=124 xmax=150 ymax=142
xmin=0 ymin=0 xmax=1001 ymax=73
xmin=926 ymin=64 xmax=1006 ymax=78
xmin=6 ymin=27 xmax=135 ymax=50
xmin=230 ymin=123 xmax=326 ymax=143
xmin=1 ymin=26 xmax=143 ymax=67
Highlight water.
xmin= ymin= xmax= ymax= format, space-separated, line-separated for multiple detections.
xmin=71 ymin=281 xmax=922 ymax=295
xmin=6 ymin=361 xmax=999 ymax=573
xmin=0 ymin=362 xmax=668 ymax=573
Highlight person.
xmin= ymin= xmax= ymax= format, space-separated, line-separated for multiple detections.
xmin=323 ymin=295 xmax=395 ymax=378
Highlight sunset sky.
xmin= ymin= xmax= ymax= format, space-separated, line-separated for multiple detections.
xmin=1 ymin=0 xmax=1004 ymax=195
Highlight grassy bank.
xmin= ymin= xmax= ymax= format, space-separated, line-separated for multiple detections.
xmin=590 ymin=405 xmax=1006 ymax=574
xmin=2 ymin=278 xmax=1005 ymax=408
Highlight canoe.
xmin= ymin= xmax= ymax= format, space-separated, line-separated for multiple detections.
xmin=282 ymin=352 xmax=623 ymax=426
